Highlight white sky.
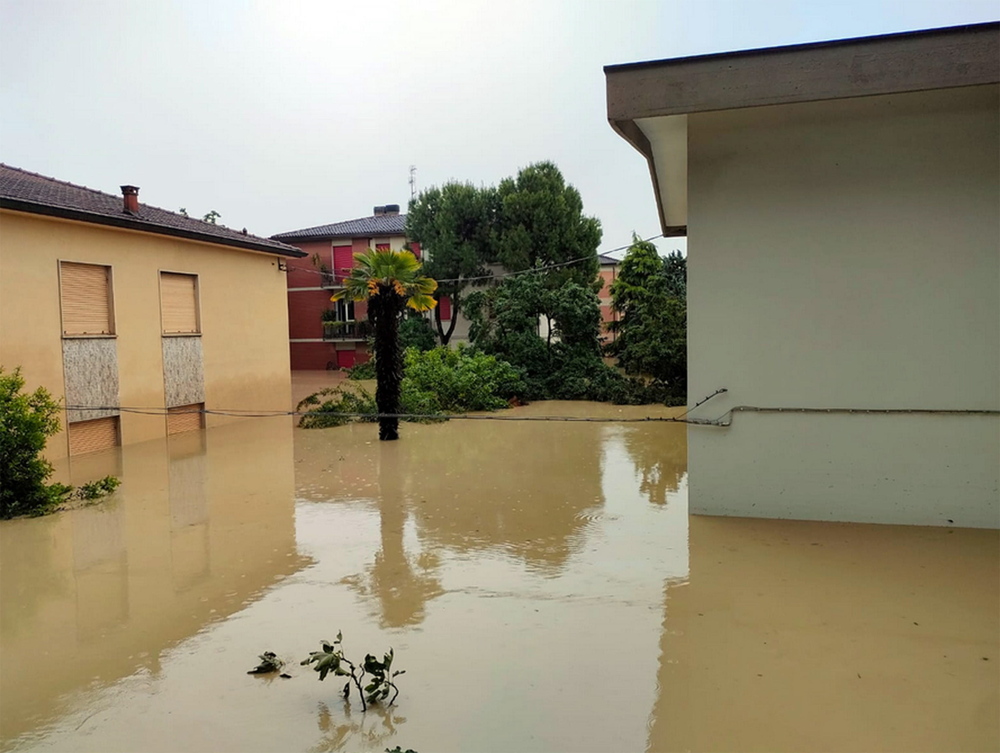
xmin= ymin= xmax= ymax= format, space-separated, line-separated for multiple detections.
xmin=1 ymin=0 xmax=996 ymax=256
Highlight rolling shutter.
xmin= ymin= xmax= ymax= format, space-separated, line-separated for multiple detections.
xmin=61 ymin=262 xmax=112 ymax=335
xmin=333 ymin=246 xmax=353 ymax=283
xmin=68 ymin=417 xmax=119 ymax=456
xmin=161 ymin=273 xmax=199 ymax=333
xmin=167 ymin=404 xmax=204 ymax=435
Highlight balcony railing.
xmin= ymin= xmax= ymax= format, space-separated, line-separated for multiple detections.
xmin=322 ymin=321 xmax=371 ymax=341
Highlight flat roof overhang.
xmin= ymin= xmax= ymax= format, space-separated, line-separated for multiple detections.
xmin=605 ymin=22 xmax=1000 ymax=235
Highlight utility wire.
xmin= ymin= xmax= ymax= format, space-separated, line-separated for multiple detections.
xmin=293 ymin=234 xmax=665 ymax=286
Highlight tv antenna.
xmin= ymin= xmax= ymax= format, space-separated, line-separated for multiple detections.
xmin=409 ymin=165 xmax=416 ymax=201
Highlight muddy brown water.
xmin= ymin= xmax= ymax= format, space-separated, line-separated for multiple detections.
xmin=1 ymin=394 xmax=997 ymax=752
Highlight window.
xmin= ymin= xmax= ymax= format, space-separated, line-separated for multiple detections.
xmin=167 ymin=403 xmax=204 ymax=435
xmin=160 ymin=273 xmax=199 ymax=334
xmin=375 ymin=243 xmax=390 ymax=252
xmin=60 ymin=262 xmax=114 ymax=336
xmin=334 ymin=299 xmax=355 ymax=322
xmin=68 ymin=416 xmax=120 ymax=455
xmin=333 ymin=246 xmax=352 ymax=283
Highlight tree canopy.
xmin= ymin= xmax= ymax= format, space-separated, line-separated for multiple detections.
xmin=607 ymin=237 xmax=687 ymax=396
xmin=406 ymin=182 xmax=498 ymax=344
xmin=495 ymin=162 xmax=602 ymax=289
xmin=407 ymin=163 xmax=603 ymax=347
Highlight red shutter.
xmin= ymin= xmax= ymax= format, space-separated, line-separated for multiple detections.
xmin=337 ymin=350 xmax=356 ymax=369
xmin=333 ymin=246 xmax=353 ymax=283
xmin=375 ymin=243 xmax=390 ymax=252
xmin=438 ymin=295 xmax=451 ymax=321
xmin=410 ymin=242 xmax=421 ymax=259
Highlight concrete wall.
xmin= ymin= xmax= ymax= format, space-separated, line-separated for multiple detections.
xmin=684 ymin=84 xmax=999 ymax=527
xmin=0 ymin=211 xmax=293 ymax=460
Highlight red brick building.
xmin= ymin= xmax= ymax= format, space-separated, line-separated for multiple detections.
xmin=272 ymin=205 xmax=425 ymax=370
xmin=597 ymin=253 xmax=620 ymax=343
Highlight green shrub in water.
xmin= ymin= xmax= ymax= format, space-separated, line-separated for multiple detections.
xmin=402 ymin=344 xmax=524 ymax=412
xmin=0 ymin=367 xmax=72 ymax=518
xmin=301 ymin=631 xmax=404 ymax=711
xmin=346 ymin=358 xmax=377 ymax=380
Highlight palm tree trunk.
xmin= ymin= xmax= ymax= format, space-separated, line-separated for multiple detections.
xmin=372 ymin=290 xmax=403 ymax=440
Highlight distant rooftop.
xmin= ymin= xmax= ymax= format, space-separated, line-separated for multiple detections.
xmin=0 ymin=164 xmax=304 ymax=257
xmin=273 ymin=208 xmax=407 ymax=241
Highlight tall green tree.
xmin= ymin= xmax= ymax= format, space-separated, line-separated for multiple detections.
xmin=607 ymin=237 xmax=687 ymax=395
xmin=406 ymin=182 xmax=498 ymax=345
xmin=496 ymin=162 xmax=602 ymax=289
xmin=332 ymin=250 xmax=437 ymax=441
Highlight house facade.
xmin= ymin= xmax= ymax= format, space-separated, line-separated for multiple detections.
xmin=606 ymin=23 xmax=999 ymax=527
xmin=273 ymin=205 xmax=456 ymax=370
xmin=0 ymin=164 xmax=304 ymax=460
xmin=597 ymin=253 xmax=619 ymax=343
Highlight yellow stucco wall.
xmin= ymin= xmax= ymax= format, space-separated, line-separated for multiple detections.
xmin=0 ymin=211 xmax=293 ymax=460
xmin=683 ymin=84 xmax=1000 ymax=527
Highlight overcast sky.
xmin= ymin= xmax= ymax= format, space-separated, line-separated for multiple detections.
xmin=1 ymin=0 xmax=996 ymax=258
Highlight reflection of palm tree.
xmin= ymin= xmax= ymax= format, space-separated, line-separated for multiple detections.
xmin=342 ymin=444 xmax=442 ymax=628
xmin=332 ymin=249 xmax=437 ymax=441
xmin=622 ymin=423 xmax=687 ymax=506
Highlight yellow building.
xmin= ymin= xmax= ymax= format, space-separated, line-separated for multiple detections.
xmin=0 ymin=164 xmax=305 ymax=460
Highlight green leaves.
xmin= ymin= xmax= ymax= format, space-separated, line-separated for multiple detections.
xmin=607 ymin=237 xmax=687 ymax=395
xmin=299 ymin=634 xmax=403 ymax=712
xmin=0 ymin=366 xmax=72 ymax=519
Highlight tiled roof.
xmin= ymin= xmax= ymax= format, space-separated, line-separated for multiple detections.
xmin=0 ymin=164 xmax=305 ymax=257
xmin=272 ymin=213 xmax=407 ymax=241
xmin=598 ymin=253 xmax=620 ymax=266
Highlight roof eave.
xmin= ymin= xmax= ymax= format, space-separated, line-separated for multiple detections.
xmin=1 ymin=199 xmax=306 ymax=257
xmin=605 ymin=22 xmax=1000 ymax=235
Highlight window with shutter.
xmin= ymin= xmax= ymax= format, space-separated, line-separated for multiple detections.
xmin=167 ymin=404 xmax=204 ymax=435
xmin=68 ymin=416 xmax=120 ymax=455
xmin=160 ymin=273 xmax=199 ymax=334
xmin=60 ymin=262 xmax=113 ymax=336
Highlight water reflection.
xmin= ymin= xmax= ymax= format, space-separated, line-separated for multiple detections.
xmin=645 ymin=517 xmax=1000 ymax=753
xmin=312 ymin=702 xmax=405 ymax=753
xmin=0 ymin=419 xmax=311 ymax=747
xmin=622 ymin=421 xmax=687 ymax=506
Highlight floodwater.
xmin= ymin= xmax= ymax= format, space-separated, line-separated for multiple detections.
xmin=1 ymin=394 xmax=997 ymax=753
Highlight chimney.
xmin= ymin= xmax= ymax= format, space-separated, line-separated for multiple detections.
xmin=383 ymin=204 xmax=400 ymax=216
xmin=121 ymin=185 xmax=140 ymax=215
xmin=373 ymin=205 xmax=385 ymax=216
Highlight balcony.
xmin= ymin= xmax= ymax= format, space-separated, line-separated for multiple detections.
xmin=322 ymin=320 xmax=371 ymax=341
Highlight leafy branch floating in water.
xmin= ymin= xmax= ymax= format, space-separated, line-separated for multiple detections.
xmin=300 ymin=631 xmax=405 ymax=711
xmin=247 ymin=651 xmax=290 ymax=678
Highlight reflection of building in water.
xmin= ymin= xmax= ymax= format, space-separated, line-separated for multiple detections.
xmin=402 ymin=415 xmax=606 ymax=572
xmin=168 ymin=431 xmax=210 ymax=591
xmin=0 ymin=419 xmax=310 ymax=745
xmin=328 ymin=412 xmax=608 ymax=628
xmin=646 ymin=516 xmax=1000 ymax=753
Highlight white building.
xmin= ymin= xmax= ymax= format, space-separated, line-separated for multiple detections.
xmin=606 ymin=23 xmax=999 ymax=527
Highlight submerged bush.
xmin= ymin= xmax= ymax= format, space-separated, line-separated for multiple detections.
xmin=346 ymin=358 xmax=377 ymax=380
xmin=0 ymin=367 xmax=72 ymax=518
xmin=296 ymin=386 xmax=379 ymax=428
xmin=402 ymin=344 xmax=524 ymax=412
xmin=398 ymin=315 xmax=437 ymax=353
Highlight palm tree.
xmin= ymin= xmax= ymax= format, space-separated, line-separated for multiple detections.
xmin=332 ymin=249 xmax=437 ymax=440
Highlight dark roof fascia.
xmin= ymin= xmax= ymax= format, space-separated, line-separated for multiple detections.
xmin=1 ymin=198 xmax=306 ymax=257
xmin=606 ymin=22 xmax=999 ymax=122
